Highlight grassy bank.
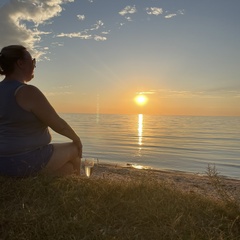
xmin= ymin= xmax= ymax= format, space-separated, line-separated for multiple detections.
xmin=0 ymin=172 xmax=240 ymax=240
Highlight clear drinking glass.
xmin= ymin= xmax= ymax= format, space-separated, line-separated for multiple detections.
xmin=84 ymin=158 xmax=95 ymax=177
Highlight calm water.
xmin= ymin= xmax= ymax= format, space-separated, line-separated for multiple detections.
xmin=51 ymin=114 xmax=240 ymax=179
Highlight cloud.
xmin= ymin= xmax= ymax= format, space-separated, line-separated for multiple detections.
xmin=51 ymin=41 xmax=64 ymax=47
xmin=164 ymin=9 xmax=185 ymax=19
xmin=44 ymin=85 xmax=73 ymax=96
xmin=56 ymin=19 xmax=107 ymax=41
xmin=125 ymin=16 xmax=133 ymax=21
xmin=90 ymin=20 xmax=104 ymax=30
xmin=119 ymin=5 xmax=137 ymax=16
xmin=165 ymin=14 xmax=177 ymax=19
xmin=57 ymin=32 xmax=92 ymax=39
xmin=56 ymin=32 xmax=107 ymax=41
xmin=119 ymin=5 xmax=137 ymax=22
xmin=0 ymin=0 xmax=74 ymax=57
xmin=94 ymin=35 xmax=107 ymax=41
xmin=178 ymin=9 xmax=185 ymax=15
xmin=164 ymin=89 xmax=216 ymax=98
xmin=136 ymin=88 xmax=240 ymax=99
xmin=145 ymin=7 xmax=184 ymax=19
xmin=102 ymin=31 xmax=110 ymax=35
xmin=77 ymin=14 xmax=85 ymax=21
xmin=136 ymin=91 xmax=156 ymax=95
xmin=137 ymin=89 xmax=196 ymax=98
xmin=146 ymin=7 xmax=163 ymax=16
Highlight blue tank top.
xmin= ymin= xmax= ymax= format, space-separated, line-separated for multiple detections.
xmin=0 ymin=80 xmax=51 ymax=156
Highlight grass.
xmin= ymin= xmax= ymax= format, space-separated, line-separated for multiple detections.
xmin=0 ymin=169 xmax=240 ymax=240
xmin=206 ymin=164 xmax=240 ymax=211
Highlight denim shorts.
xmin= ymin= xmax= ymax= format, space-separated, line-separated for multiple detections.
xmin=0 ymin=144 xmax=54 ymax=177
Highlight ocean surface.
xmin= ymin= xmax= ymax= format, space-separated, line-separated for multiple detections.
xmin=51 ymin=114 xmax=240 ymax=180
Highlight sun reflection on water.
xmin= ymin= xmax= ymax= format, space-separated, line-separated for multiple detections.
xmin=138 ymin=114 xmax=143 ymax=146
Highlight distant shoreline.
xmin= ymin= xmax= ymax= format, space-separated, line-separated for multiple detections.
xmin=60 ymin=112 xmax=240 ymax=117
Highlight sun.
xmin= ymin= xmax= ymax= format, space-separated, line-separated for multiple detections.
xmin=135 ymin=95 xmax=148 ymax=106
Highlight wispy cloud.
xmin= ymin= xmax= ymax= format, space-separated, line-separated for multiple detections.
xmin=44 ymin=85 xmax=73 ymax=96
xmin=102 ymin=31 xmax=110 ymax=35
xmin=119 ymin=5 xmax=137 ymax=21
xmin=77 ymin=14 xmax=85 ymax=21
xmin=0 ymin=0 xmax=74 ymax=57
xmin=136 ymin=88 xmax=240 ymax=99
xmin=165 ymin=14 xmax=177 ymax=19
xmin=165 ymin=9 xmax=185 ymax=19
xmin=145 ymin=7 xmax=184 ymax=19
xmin=90 ymin=20 xmax=104 ymax=30
xmin=56 ymin=19 xmax=107 ymax=41
xmin=51 ymin=42 xmax=64 ymax=47
xmin=136 ymin=91 xmax=156 ymax=95
xmin=178 ymin=10 xmax=185 ymax=15
xmin=94 ymin=35 xmax=107 ymax=41
xmin=146 ymin=7 xmax=163 ymax=16
xmin=57 ymin=32 xmax=92 ymax=39
xmin=119 ymin=5 xmax=137 ymax=16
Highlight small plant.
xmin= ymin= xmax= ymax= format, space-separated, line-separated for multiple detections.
xmin=206 ymin=164 xmax=240 ymax=212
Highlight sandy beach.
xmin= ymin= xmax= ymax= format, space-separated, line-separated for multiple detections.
xmin=83 ymin=162 xmax=240 ymax=201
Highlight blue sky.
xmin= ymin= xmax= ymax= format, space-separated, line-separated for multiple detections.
xmin=0 ymin=0 xmax=240 ymax=115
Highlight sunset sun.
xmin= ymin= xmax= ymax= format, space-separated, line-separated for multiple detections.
xmin=135 ymin=95 xmax=148 ymax=106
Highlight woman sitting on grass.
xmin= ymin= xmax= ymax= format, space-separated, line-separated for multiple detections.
xmin=0 ymin=45 xmax=82 ymax=177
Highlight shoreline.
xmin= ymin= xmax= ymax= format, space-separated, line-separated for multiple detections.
xmin=91 ymin=159 xmax=240 ymax=180
xmin=82 ymin=162 xmax=240 ymax=201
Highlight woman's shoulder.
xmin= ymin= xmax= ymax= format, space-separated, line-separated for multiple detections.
xmin=15 ymin=84 xmax=46 ymax=111
xmin=16 ymin=84 xmax=42 ymax=96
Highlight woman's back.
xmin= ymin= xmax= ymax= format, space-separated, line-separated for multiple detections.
xmin=0 ymin=79 xmax=51 ymax=156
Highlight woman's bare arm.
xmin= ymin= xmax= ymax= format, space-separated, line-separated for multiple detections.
xmin=16 ymin=85 xmax=82 ymax=147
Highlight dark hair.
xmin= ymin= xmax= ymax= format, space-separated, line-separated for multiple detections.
xmin=0 ymin=45 xmax=26 ymax=75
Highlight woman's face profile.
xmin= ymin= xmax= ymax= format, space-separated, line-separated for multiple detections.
xmin=20 ymin=50 xmax=36 ymax=81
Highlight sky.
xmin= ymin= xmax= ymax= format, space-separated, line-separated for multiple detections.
xmin=0 ymin=0 xmax=240 ymax=116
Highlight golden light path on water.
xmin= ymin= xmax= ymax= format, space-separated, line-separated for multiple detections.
xmin=138 ymin=114 xmax=143 ymax=146
xmin=131 ymin=114 xmax=150 ymax=170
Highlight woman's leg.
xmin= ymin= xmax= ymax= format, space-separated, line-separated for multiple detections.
xmin=54 ymin=162 xmax=75 ymax=176
xmin=43 ymin=142 xmax=81 ymax=176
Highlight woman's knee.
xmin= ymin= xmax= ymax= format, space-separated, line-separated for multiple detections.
xmin=54 ymin=142 xmax=78 ymax=159
xmin=44 ymin=142 xmax=78 ymax=171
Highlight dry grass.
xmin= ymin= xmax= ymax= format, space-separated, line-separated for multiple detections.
xmin=0 ymin=167 xmax=240 ymax=240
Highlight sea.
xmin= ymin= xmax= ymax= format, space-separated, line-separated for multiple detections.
xmin=51 ymin=113 xmax=240 ymax=180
